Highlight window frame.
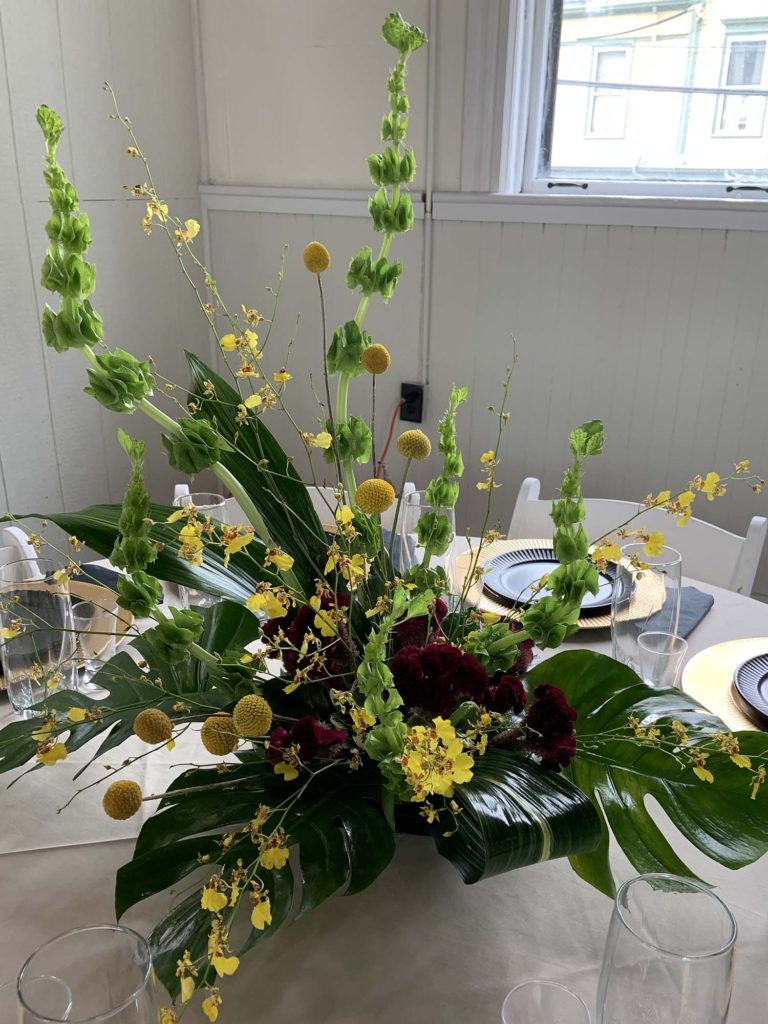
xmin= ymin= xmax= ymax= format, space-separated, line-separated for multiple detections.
xmin=585 ymin=46 xmax=632 ymax=140
xmin=504 ymin=0 xmax=768 ymax=202
xmin=713 ymin=35 xmax=768 ymax=140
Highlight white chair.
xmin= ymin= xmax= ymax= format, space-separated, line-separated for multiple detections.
xmin=508 ymin=477 xmax=768 ymax=596
xmin=0 ymin=525 xmax=40 ymax=574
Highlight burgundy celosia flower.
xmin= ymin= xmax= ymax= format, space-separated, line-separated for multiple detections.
xmin=262 ymin=592 xmax=354 ymax=685
xmin=522 ymin=684 xmax=578 ymax=770
xmin=389 ymin=642 xmax=490 ymax=718
xmin=266 ymin=716 xmax=346 ymax=764
xmin=486 ymin=674 xmax=527 ymax=715
xmin=391 ymin=598 xmax=448 ymax=651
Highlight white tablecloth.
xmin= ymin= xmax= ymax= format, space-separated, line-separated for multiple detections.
xmin=2 ymin=576 xmax=768 ymax=1022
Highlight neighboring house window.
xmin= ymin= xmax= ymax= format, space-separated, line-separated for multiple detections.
xmin=587 ymin=49 xmax=630 ymax=138
xmin=716 ymin=38 xmax=767 ymax=137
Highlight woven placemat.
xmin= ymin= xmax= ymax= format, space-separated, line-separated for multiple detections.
xmin=681 ymin=637 xmax=767 ymax=732
xmin=455 ymin=538 xmax=664 ymax=631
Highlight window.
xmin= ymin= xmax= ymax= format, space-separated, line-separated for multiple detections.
xmin=716 ymin=38 xmax=767 ymax=137
xmin=587 ymin=49 xmax=630 ymax=138
xmin=512 ymin=0 xmax=768 ymax=197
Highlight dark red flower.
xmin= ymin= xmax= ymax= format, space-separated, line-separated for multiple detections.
xmin=391 ymin=598 xmax=448 ymax=651
xmin=486 ymin=674 xmax=527 ymax=715
xmin=390 ymin=642 xmax=490 ymax=718
xmin=262 ymin=592 xmax=354 ymax=686
xmin=266 ymin=716 xmax=346 ymax=764
xmin=522 ymin=684 xmax=578 ymax=770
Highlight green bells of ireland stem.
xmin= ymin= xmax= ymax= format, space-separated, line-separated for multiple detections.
xmin=463 ymin=622 xmax=528 ymax=676
xmin=326 ymin=321 xmax=370 ymax=377
xmin=110 ymin=430 xmax=157 ymax=574
xmin=323 ymin=416 xmax=372 ymax=466
xmin=41 ymin=298 xmax=103 ymax=353
xmin=84 ymin=348 xmax=155 ymax=413
xmin=116 ymin=571 xmax=163 ymax=618
xmin=346 ymin=246 xmax=403 ymax=302
xmin=145 ymin=607 xmax=204 ymax=665
xmin=161 ymin=417 xmax=232 ymax=477
xmin=381 ymin=11 xmax=427 ymax=55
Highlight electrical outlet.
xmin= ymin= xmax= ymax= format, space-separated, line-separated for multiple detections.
xmin=400 ymin=383 xmax=424 ymax=423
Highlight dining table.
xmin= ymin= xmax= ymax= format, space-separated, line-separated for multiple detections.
xmin=1 ymin=562 xmax=767 ymax=1023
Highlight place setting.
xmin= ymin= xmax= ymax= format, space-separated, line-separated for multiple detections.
xmin=2 ymin=4 xmax=768 ymax=1022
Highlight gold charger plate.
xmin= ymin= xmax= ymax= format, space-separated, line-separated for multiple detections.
xmin=0 ymin=581 xmax=134 ymax=690
xmin=681 ymin=637 xmax=768 ymax=733
xmin=454 ymin=538 xmax=664 ymax=632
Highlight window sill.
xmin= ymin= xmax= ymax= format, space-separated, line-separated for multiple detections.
xmin=431 ymin=191 xmax=768 ymax=230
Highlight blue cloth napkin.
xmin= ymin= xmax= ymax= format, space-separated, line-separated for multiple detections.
xmin=646 ymin=585 xmax=713 ymax=638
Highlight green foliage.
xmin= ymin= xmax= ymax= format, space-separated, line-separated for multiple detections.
xmin=368 ymin=186 xmax=414 ymax=233
xmin=434 ymin=750 xmax=601 ymax=882
xmin=463 ymin=621 xmax=525 ymax=675
xmin=84 ymin=348 xmax=155 ymax=413
xmin=326 ymin=320 xmax=370 ymax=377
xmin=161 ymin=417 xmax=232 ymax=477
xmin=531 ymin=650 xmax=768 ymax=896
xmin=367 ymin=148 xmax=415 ymax=187
xmin=144 ymin=607 xmax=204 ymax=664
xmin=417 ymin=386 xmax=468 ymax=562
xmin=381 ymin=12 xmax=427 ymax=55
xmin=323 ymin=415 xmax=372 ymax=465
xmin=110 ymin=431 xmax=158 ymax=574
xmin=116 ymin=571 xmax=163 ymax=618
xmin=41 ymin=298 xmax=103 ymax=353
xmin=346 ymin=246 xmax=403 ymax=302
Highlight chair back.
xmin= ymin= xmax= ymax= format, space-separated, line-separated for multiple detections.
xmin=508 ymin=477 xmax=767 ymax=595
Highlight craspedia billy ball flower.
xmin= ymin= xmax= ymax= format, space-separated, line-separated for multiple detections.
xmin=355 ymin=478 xmax=396 ymax=515
xmin=233 ymin=694 xmax=273 ymax=738
xmin=103 ymin=779 xmax=143 ymax=820
xmin=396 ymin=429 xmax=431 ymax=461
xmin=361 ymin=343 xmax=391 ymax=375
xmin=201 ymin=714 xmax=238 ymax=756
xmin=303 ymin=241 xmax=331 ymax=274
xmin=133 ymin=708 xmax=173 ymax=745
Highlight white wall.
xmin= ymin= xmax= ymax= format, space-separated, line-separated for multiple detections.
xmin=0 ymin=0 xmax=209 ymax=518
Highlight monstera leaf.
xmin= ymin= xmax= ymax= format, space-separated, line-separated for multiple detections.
xmin=115 ymin=759 xmax=395 ymax=995
xmin=530 ymin=650 xmax=768 ymax=896
xmin=186 ymin=351 xmax=328 ymax=589
xmin=433 ymin=749 xmax=601 ymax=883
xmin=4 ymin=503 xmax=267 ymax=602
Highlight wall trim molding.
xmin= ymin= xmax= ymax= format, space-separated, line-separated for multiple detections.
xmin=200 ymin=184 xmax=426 ymax=220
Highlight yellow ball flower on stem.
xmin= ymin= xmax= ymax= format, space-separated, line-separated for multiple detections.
xmin=302 ymin=241 xmax=331 ymax=274
xmin=233 ymin=694 xmax=273 ymax=738
xmin=396 ymin=429 xmax=431 ymax=461
xmin=361 ymin=343 xmax=391 ymax=375
xmin=355 ymin=478 xmax=396 ymax=515
xmin=201 ymin=714 xmax=238 ymax=756
xmin=133 ymin=708 xmax=173 ymax=745
xmin=103 ymin=779 xmax=143 ymax=820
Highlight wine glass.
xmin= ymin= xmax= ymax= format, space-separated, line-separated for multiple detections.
xmin=611 ymin=544 xmax=682 ymax=676
xmin=172 ymin=491 xmax=229 ymax=609
xmin=597 ymin=873 xmax=737 ymax=1024
xmin=0 ymin=558 xmax=77 ymax=718
xmin=501 ymin=981 xmax=591 ymax=1022
xmin=17 ymin=925 xmax=160 ymax=1023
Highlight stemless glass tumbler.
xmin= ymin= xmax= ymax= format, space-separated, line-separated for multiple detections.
xmin=172 ymin=491 xmax=229 ymax=610
xmin=17 ymin=925 xmax=160 ymax=1023
xmin=611 ymin=544 xmax=682 ymax=676
xmin=597 ymin=873 xmax=737 ymax=1024
xmin=0 ymin=558 xmax=77 ymax=718
xmin=501 ymin=981 xmax=591 ymax=1023
xmin=397 ymin=491 xmax=459 ymax=591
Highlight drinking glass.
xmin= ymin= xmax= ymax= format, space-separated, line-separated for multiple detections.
xmin=611 ymin=544 xmax=682 ymax=676
xmin=397 ymin=491 xmax=459 ymax=591
xmin=17 ymin=925 xmax=160 ymax=1023
xmin=501 ymin=981 xmax=591 ymax=1023
xmin=172 ymin=491 xmax=229 ymax=610
xmin=0 ymin=976 xmax=73 ymax=1022
xmin=0 ymin=559 xmax=77 ymax=718
xmin=71 ymin=600 xmax=116 ymax=690
xmin=597 ymin=873 xmax=737 ymax=1024
xmin=638 ymin=631 xmax=688 ymax=689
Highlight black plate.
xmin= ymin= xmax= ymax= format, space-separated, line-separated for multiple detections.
xmin=732 ymin=654 xmax=768 ymax=730
xmin=481 ymin=545 xmax=616 ymax=615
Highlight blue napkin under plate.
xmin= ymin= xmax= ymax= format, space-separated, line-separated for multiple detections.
xmin=646 ymin=585 xmax=713 ymax=638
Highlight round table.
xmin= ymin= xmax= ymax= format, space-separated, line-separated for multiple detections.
xmin=1 ymin=576 xmax=767 ymax=1022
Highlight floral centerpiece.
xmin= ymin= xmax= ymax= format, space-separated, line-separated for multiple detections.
xmin=1 ymin=13 xmax=767 ymax=1022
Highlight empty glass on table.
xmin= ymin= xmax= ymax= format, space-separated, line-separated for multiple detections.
xmin=501 ymin=981 xmax=591 ymax=1023
xmin=611 ymin=543 xmax=682 ymax=676
xmin=0 ymin=558 xmax=77 ymax=718
xmin=172 ymin=491 xmax=229 ymax=610
xmin=638 ymin=631 xmax=688 ymax=689
xmin=397 ymin=490 xmax=460 ymax=593
xmin=597 ymin=873 xmax=737 ymax=1024
xmin=17 ymin=925 xmax=160 ymax=1023
xmin=0 ymin=975 xmax=73 ymax=1022
xmin=71 ymin=599 xmax=116 ymax=690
